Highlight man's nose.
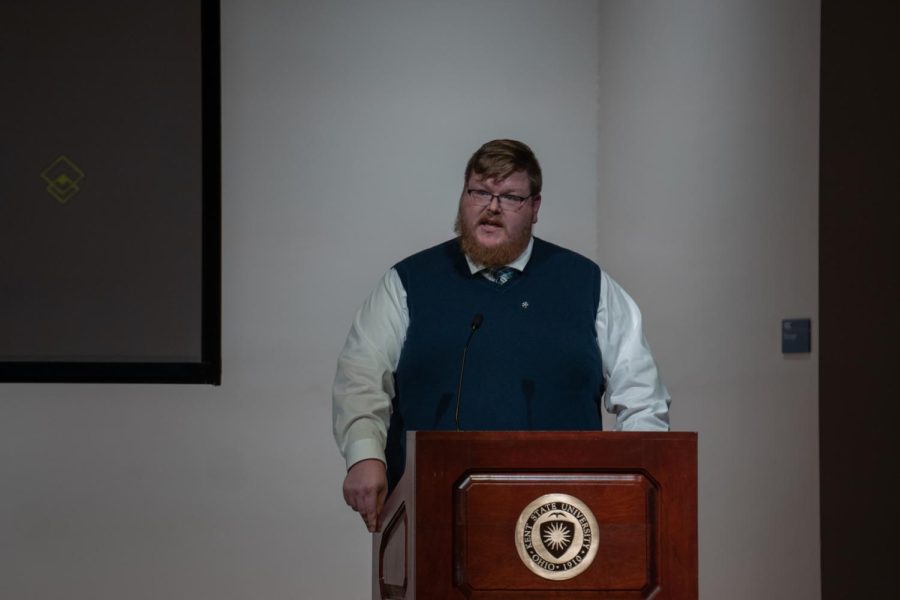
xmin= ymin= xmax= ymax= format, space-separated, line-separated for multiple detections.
xmin=486 ymin=196 xmax=502 ymax=212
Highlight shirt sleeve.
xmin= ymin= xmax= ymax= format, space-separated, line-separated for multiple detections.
xmin=332 ymin=268 xmax=409 ymax=469
xmin=596 ymin=271 xmax=671 ymax=430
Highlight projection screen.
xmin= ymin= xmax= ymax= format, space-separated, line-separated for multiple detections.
xmin=0 ymin=0 xmax=220 ymax=383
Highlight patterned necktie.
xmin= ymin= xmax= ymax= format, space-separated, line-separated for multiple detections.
xmin=490 ymin=266 xmax=517 ymax=285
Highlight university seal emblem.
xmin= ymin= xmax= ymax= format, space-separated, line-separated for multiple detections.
xmin=514 ymin=493 xmax=599 ymax=580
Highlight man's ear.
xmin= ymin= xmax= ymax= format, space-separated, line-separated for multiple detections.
xmin=531 ymin=194 xmax=542 ymax=223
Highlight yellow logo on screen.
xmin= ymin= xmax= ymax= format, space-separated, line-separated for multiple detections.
xmin=41 ymin=155 xmax=85 ymax=204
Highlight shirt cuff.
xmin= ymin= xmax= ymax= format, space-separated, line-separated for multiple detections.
xmin=344 ymin=437 xmax=386 ymax=470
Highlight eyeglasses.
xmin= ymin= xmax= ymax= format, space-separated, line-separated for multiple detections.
xmin=466 ymin=189 xmax=533 ymax=212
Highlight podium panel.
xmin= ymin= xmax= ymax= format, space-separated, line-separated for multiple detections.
xmin=373 ymin=431 xmax=697 ymax=600
xmin=455 ymin=473 xmax=655 ymax=593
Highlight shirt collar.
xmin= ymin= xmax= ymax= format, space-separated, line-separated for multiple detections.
xmin=464 ymin=237 xmax=534 ymax=275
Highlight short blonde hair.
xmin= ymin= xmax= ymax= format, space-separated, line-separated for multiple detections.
xmin=464 ymin=139 xmax=542 ymax=196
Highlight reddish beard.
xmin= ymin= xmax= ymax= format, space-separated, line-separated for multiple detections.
xmin=454 ymin=209 xmax=532 ymax=268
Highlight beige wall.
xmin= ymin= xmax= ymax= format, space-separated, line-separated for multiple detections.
xmin=596 ymin=2 xmax=820 ymax=597
xmin=0 ymin=2 xmax=819 ymax=598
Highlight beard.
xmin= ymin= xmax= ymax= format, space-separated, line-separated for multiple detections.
xmin=454 ymin=208 xmax=532 ymax=269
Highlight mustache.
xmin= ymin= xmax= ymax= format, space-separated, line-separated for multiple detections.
xmin=478 ymin=216 xmax=504 ymax=226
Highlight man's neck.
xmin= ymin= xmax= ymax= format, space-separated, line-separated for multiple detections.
xmin=463 ymin=237 xmax=534 ymax=275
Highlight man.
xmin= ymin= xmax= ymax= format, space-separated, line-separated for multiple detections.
xmin=334 ymin=139 xmax=670 ymax=532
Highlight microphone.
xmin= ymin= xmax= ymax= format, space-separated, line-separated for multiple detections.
xmin=454 ymin=314 xmax=484 ymax=431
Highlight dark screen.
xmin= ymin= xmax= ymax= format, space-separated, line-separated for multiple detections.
xmin=0 ymin=1 xmax=206 ymax=364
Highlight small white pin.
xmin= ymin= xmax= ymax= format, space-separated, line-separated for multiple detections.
xmin=521 ymin=301 xmax=529 ymax=309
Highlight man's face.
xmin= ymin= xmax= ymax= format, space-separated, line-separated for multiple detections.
xmin=454 ymin=170 xmax=541 ymax=268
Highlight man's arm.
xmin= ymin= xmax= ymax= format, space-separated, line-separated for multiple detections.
xmin=596 ymin=271 xmax=671 ymax=430
xmin=333 ymin=269 xmax=408 ymax=530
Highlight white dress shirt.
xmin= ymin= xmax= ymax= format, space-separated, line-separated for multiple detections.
xmin=333 ymin=238 xmax=670 ymax=469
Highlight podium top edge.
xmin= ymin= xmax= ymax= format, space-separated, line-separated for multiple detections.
xmin=406 ymin=431 xmax=697 ymax=441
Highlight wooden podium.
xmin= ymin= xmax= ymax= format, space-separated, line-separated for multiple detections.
xmin=373 ymin=431 xmax=697 ymax=599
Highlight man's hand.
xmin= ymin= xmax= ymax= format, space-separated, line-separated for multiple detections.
xmin=342 ymin=459 xmax=387 ymax=532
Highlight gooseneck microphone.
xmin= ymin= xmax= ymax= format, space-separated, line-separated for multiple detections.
xmin=454 ymin=314 xmax=484 ymax=431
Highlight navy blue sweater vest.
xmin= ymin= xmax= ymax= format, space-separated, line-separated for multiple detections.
xmin=385 ymin=237 xmax=605 ymax=488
